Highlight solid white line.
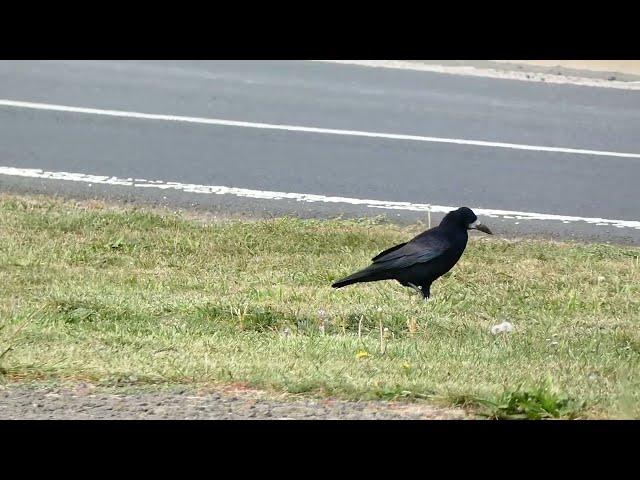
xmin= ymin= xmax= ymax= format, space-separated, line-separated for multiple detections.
xmin=313 ymin=60 xmax=640 ymax=91
xmin=1 ymin=99 xmax=640 ymax=159
xmin=1 ymin=166 xmax=639 ymax=230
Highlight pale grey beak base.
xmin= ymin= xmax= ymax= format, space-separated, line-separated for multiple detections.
xmin=469 ymin=221 xmax=493 ymax=234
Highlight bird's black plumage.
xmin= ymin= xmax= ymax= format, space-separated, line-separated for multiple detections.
xmin=331 ymin=207 xmax=492 ymax=299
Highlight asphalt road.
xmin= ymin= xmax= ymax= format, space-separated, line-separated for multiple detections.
xmin=1 ymin=60 xmax=639 ymax=243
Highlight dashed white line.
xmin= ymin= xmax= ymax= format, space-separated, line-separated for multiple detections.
xmin=1 ymin=99 xmax=640 ymax=159
xmin=1 ymin=166 xmax=639 ymax=230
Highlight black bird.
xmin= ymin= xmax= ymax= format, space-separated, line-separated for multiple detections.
xmin=332 ymin=207 xmax=492 ymax=299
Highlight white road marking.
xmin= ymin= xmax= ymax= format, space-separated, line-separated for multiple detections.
xmin=1 ymin=166 xmax=639 ymax=230
xmin=314 ymin=60 xmax=640 ymax=90
xmin=1 ymin=99 xmax=640 ymax=159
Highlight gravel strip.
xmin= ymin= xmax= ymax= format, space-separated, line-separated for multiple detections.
xmin=0 ymin=383 xmax=470 ymax=420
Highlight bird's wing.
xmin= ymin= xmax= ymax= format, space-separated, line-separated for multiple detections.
xmin=371 ymin=242 xmax=407 ymax=261
xmin=371 ymin=233 xmax=451 ymax=269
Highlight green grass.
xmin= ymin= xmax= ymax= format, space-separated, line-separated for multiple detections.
xmin=1 ymin=193 xmax=639 ymax=418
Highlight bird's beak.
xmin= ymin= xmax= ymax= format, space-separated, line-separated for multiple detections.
xmin=469 ymin=221 xmax=493 ymax=234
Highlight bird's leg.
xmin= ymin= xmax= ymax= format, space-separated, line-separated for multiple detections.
xmin=406 ymin=282 xmax=423 ymax=296
xmin=420 ymin=283 xmax=431 ymax=301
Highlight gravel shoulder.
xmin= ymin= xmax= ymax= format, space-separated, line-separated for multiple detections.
xmin=320 ymin=60 xmax=640 ymax=89
xmin=488 ymin=60 xmax=640 ymax=81
xmin=0 ymin=382 xmax=471 ymax=420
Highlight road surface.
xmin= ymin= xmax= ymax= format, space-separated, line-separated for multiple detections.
xmin=1 ymin=60 xmax=639 ymax=243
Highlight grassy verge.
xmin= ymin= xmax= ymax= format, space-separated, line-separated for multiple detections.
xmin=1 ymin=193 xmax=639 ymax=418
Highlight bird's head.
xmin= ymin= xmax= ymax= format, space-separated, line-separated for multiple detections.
xmin=441 ymin=207 xmax=493 ymax=234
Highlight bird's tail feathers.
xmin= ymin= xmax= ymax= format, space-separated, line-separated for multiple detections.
xmin=331 ymin=266 xmax=384 ymax=289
